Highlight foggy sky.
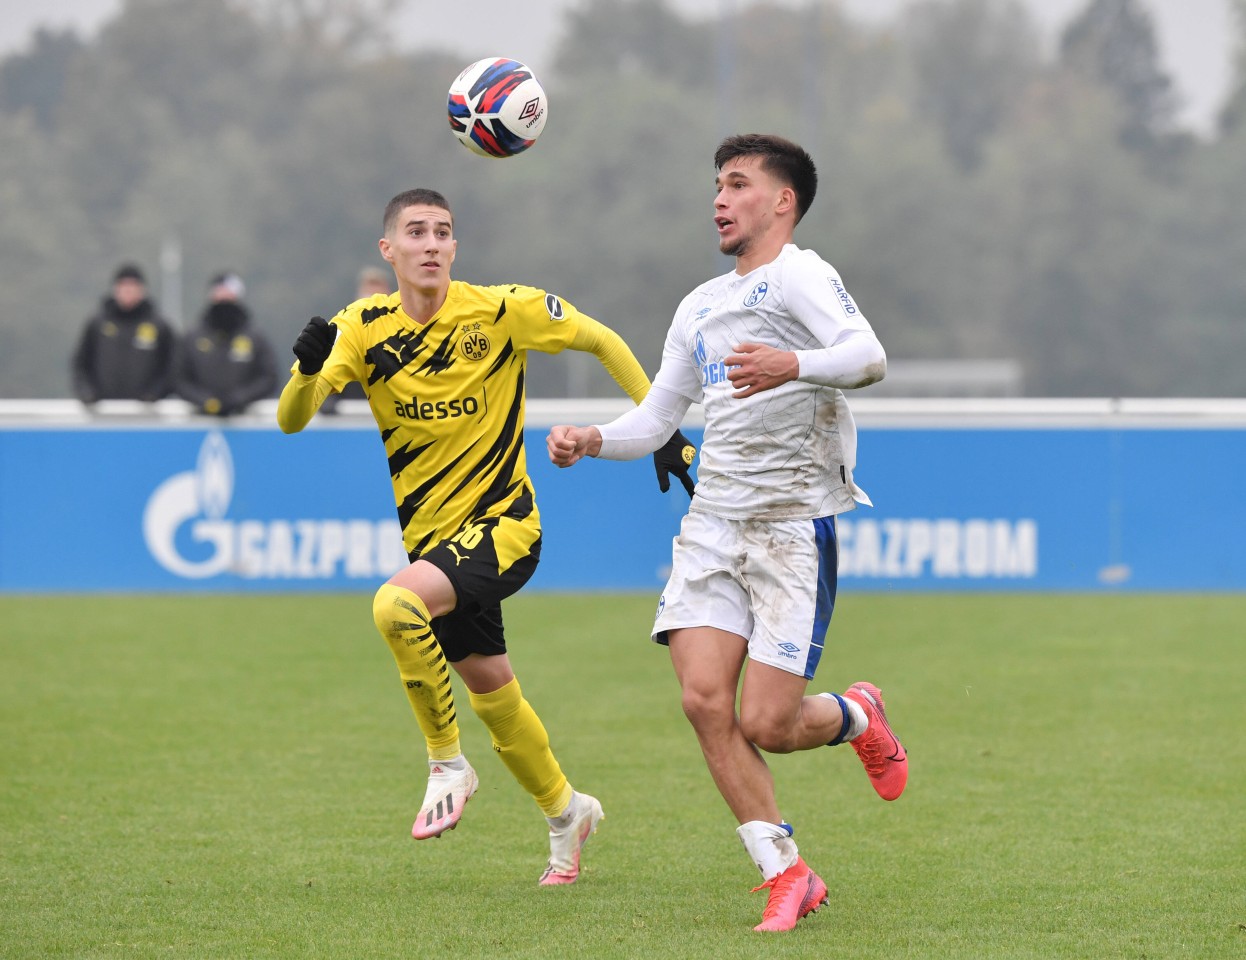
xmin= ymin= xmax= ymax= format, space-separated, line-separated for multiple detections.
xmin=0 ymin=0 xmax=1234 ymax=132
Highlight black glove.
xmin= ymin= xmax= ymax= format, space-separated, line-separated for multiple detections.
xmin=654 ymin=429 xmax=696 ymax=498
xmin=293 ymin=316 xmax=337 ymax=374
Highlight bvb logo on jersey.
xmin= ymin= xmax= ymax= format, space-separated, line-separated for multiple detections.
xmin=460 ymin=330 xmax=491 ymax=361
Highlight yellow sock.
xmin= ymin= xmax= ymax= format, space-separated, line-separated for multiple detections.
xmin=372 ymin=583 xmax=461 ymax=761
xmin=469 ymin=678 xmax=572 ymax=817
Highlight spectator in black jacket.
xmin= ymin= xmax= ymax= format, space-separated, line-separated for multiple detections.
xmin=177 ymin=272 xmax=277 ymax=416
xmin=71 ymin=263 xmax=177 ymax=405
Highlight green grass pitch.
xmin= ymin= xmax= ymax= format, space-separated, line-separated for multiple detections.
xmin=1 ymin=593 xmax=1243 ymax=959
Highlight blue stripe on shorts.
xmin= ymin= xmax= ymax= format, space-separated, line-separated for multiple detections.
xmin=804 ymin=515 xmax=839 ymax=680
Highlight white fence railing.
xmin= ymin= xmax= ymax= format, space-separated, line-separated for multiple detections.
xmin=4 ymin=397 xmax=1246 ymax=429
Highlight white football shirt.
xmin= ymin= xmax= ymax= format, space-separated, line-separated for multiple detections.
xmin=640 ymin=243 xmax=882 ymax=521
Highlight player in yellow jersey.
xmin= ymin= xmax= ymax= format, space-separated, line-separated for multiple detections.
xmin=277 ymin=188 xmax=695 ymax=885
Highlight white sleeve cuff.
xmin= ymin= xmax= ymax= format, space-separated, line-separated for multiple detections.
xmin=596 ymin=384 xmax=692 ymax=461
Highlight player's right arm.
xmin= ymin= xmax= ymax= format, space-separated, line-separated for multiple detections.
xmin=549 ymin=313 xmax=698 ymax=466
xmin=277 ymin=316 xmax=338 ymax=434
xmin=547 ymin=382 xmax=692 ymax=458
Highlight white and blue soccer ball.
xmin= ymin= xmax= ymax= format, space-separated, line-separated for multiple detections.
xmin=447 ymin=57 xmax=548 ymax=158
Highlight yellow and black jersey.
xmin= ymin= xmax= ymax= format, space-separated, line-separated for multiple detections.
xmin=289 ymin=280 xmax=637 ymax=559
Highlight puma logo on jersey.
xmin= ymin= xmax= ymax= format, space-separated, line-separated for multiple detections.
xmin=382 ymin=342 xmax=405 ymax=363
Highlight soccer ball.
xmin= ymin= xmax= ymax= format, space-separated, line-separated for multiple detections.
xmin=447 ymin=58 xmax=548 ymax=158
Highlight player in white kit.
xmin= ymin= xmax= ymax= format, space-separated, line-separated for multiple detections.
xmin=547 ymin=134 xmax=909 ymax=932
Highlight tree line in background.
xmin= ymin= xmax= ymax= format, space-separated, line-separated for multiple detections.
xmin=1 ymin=0 xmax=1244 ymax=398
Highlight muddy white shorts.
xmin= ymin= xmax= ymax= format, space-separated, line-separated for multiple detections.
xmin=652 ymin=510 xmax=839 ymax=680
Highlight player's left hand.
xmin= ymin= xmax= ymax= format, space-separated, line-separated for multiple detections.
xmin=654 ymin=429 xmax=696 ymax=498
xmin=724 ymin=342 xmax=799 ymax=398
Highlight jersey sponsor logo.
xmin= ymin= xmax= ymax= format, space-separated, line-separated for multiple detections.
xmin=393 ymin=393 xmax=481 ymax=421
xmin=544 ymin=293 xmax=565 ymax=321
xmin=837 ymin=517 xmax=1038 ymax=579
xmin=143 ymin=431 xmax=405 ymax=580
xmin=694 ymin=331 xmax=735 ymax=388
xmin=828 ymin=277 xmax=859 ymax=316
xmin=701 ymin=361 xmax=731 ymax=387
xmin=693 ymin=332 xmax=708 ymax=367
xmin=744 ymin=281 xmax=768 ymax=307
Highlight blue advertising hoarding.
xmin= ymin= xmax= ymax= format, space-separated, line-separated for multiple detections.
xmin=1 ymin=412 xmax=1244 ymax=592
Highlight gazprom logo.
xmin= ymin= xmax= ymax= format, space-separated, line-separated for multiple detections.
xmin=695 ymin=330 xmax=731 ymax=388
xmin=142 ymin=431 xmax=406 ymax=580
xmin=744 ymin=281 xmax=768 ymax=307
xmin=837 ymin=517 xmax=1038 ymax=579
xmin=197 ymin=431 xmax=232 ymax=519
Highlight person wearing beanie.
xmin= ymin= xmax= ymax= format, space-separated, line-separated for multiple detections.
xmin=71 ymin=263 xmax=178 ymax=405
xmin=175 ymin=271 xmax=277 ymax=416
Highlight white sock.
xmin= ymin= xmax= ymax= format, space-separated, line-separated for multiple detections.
xmin=736 ymin=820 xmax=799 ymax=881
xmin=818 ymin=692 xmax=869 ymax=743
xmin=843 ymin=698 xmax=869 ymax=741
xmin=431 ymin=754 xmax=468 ymax=772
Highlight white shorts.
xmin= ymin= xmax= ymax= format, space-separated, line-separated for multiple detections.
xmin=652 ymin=510 xmax=839 ymax=680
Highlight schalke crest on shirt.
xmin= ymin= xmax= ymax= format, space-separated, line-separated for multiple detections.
xmin=744 ymin=282 xmax=768 ymax=307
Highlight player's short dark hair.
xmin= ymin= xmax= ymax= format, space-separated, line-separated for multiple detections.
xmin=383 ymin=188 xmax=453 ymax=234
xmin=714 ymin=134 xmax=818 ymax=223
